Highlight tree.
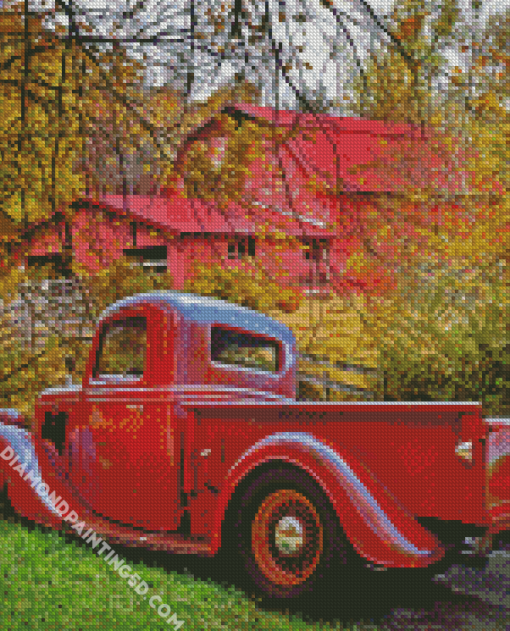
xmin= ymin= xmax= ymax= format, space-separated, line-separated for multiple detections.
xmin=352 ymin=0 xmax=460 ymax=123
xmin=0 ymin=0 xmax=159 ymax=417
xmin=339 ymin=0 xmax=509 ymax=414
xmin=184 ymin=260 xmax=301 ymax=314
xmin=0 ymin=255 xmax=177 ymax=421
xmin=0 ymin=2 xmax=142 ymax=224
xmin=0 ymin=0 xmax=156 ymax=283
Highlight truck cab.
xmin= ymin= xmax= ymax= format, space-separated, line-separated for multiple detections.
xmin=33 ymin=292 xmax=297 ymax=531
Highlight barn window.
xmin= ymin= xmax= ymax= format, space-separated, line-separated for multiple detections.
xmin=27 ymin=253 xmax=71 ymax=279
xmin=227 ymin=236 xmax=256 ymax=260
xmin=123 ymin=245 xmax=167 ymax=273
xmin=302 ymin=238 xmax=329 ymax=262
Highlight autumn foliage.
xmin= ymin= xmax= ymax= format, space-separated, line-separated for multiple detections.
xmin=0 ymin=0 xmax=508 ymax=415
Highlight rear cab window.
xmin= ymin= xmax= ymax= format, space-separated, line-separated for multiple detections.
xmin=93 ymin=316 xmax=147 ymax=380
xmin=210 ymin=326 xmax=281 ymax=374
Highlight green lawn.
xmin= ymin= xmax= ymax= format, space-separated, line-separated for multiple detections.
xmin=0 ymin=519 xmax=380 ymax=630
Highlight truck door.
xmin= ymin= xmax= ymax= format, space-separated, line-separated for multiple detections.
xmin=69 ymin=308 xmax=181 ymax=531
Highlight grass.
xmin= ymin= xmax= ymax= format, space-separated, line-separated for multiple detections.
xmin=0 ymin=518 xmax=381 ymax=630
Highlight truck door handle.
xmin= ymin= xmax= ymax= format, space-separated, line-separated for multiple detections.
xmin=455 ymin=439 xmax=473 ymax=464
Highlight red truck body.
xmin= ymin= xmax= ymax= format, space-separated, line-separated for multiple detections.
xmin=1 ymin=291 xmax=509 ymax=598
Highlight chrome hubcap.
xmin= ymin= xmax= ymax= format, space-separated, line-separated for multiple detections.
xmin=274 ymin=515 xmax=305 ymax=555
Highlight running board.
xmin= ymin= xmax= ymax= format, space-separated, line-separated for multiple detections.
xmin=63 ymin=511 xmax=213 ymax=556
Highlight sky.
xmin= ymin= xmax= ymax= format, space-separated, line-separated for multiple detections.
xmin=22 ymin=0 xmax=510 ymax=106
xmin=188 ymin=0 xmax=510 ymax=105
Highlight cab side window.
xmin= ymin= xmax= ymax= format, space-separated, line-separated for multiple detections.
xmin=211 ymin=326 xmax=280 ymax=373
xmin=93 ymin=317 xmax=147 ymax=379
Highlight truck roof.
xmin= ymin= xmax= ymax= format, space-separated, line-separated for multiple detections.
xmin=100 ymin=291 xmax=297 ymax=347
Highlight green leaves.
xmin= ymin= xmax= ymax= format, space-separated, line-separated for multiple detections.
xmin=363 ymin=263 xmax=509 ymax=414
xmin=184 ymin=261 xmax=302 ymax=315
xmin=431 ymin=0 xmax=460 ymax=39
xmin=79 ymin=256 xmax=175 ymax=318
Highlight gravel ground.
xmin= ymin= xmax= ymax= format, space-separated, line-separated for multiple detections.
xmin=377 ymin=549 xmax=510 ymax=630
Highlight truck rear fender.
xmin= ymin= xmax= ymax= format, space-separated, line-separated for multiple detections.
xmin=212 ymin=431 xmax=444 ymax=568
xmin=486 ymin=418 xmax=510 ymax=534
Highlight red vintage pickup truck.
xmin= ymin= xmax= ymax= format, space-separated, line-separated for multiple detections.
xmin=0 ymin=291 xmax=509 ymax=599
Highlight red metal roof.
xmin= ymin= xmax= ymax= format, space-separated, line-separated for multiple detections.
xmin=90 ymin=193 xmax=336 ymax=237
xmin=227 ymin=103 xmax=474 ymax=195
xmin=230 ymin=103 xmax=415 ymax=135
xmin=91 ymin=195 xmax=254 ymax=233
xmin=83 ymin=104 xmax=496 ymax=236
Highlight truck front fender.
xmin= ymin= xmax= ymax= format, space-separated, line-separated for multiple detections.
xmin=0 ymin=408 xmax=28 ymax=429
xmin=0 ymin=423 xmax=69 ymax=529
xmin=212 ymin=431 xmax=444 ymax=568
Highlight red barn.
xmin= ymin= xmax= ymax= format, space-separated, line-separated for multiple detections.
xmin=22 ymin=103 xmax=481 ymax=296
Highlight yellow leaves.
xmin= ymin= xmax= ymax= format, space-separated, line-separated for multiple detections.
xmin=396 ymin=13 xmax=427 ymax=41
xmin=181 ymin=113 xmax=267 ymax=206
xmin=358 ymin=49 xmax=424 ymax=123
xmin=377 ymin=225 xmax=391 ymax=241
xmin=185 ymin=262 xmax=302 ymax=315
xmin=0 ymin=266 xmax=24 ymax=304
xmin=408 ymin=189 xmax=433 ymax=203
xmin=366 ymin=259 xmax=509 ymax=412
xmin=476 ymin=55 xmax=492 ymax=69
xmin=429 ymin=110 xmax=447 ymax=128
xmin=0 ymin=13 xmax=22 ymax=33
xmin=345 ymin=252 xmax=366 ymax=274
xmin=275 ymin=293 xmax=377 ymax=389
xmin=271 ymin=230 xmax=288 ymax=241
xmin=470 ymin=91 xmax=505 ymax=115
xmin=488 ymin=47 xmax=510 ymax=69
xmin=0 ymin=214 xmax=19 ymax=241
xmin=0 ymin=13 xmax=119 ymax=224
xmin=82 ymin=256 xmax=175 ymax=317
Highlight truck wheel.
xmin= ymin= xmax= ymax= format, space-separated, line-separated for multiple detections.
xmin=225 ymin=466 xmax=358 ymax=599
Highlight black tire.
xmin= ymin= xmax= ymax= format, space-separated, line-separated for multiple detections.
xmin=494 ymin=529 xmax=510 ymax=551
xmin=0 ymin=482 xmax=19 ymax=524
xmin=222 ymin=465 xmax=363 ymax=600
